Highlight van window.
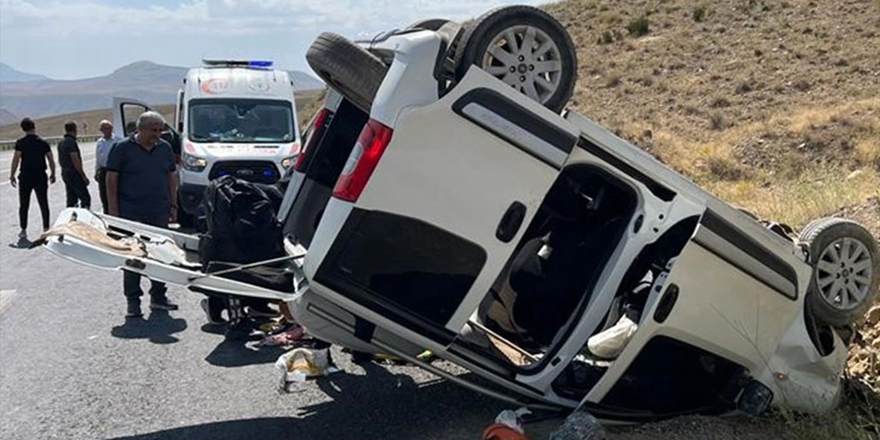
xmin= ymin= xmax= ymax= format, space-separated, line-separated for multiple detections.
xmin=188 ymin=98 xmax=294 ymax=143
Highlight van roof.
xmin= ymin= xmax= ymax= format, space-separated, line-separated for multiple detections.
xmin=184 ymin=66 xmax=294 ymax=100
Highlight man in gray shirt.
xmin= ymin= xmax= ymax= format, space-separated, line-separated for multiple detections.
xmin=95 ymin=120 xmax=120 ymax=214
xmin=106 ymin=111 xmax=179 ymax=318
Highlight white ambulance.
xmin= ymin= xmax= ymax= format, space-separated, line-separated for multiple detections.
xmin=113 ymin=59 xmax=302 ymax=227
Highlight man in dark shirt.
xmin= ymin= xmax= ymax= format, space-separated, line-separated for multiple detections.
xmin=106 ymin=111 xmax=179 ymax=318
xmin=57 ymin=121 xmax=91 ymax=209
xmin=8 ymin=118 xmax=56 ymax=239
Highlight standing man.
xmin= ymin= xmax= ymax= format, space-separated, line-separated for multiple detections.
xmin=8 ymin=118 xmax=56 ymax=239
xmin=106 ymin=111 xmax=179 ymax=318
xmin=95 ymin=120 xmax=120 ymax=213
xmin=58 ymin=121 xmax=91 ymax=209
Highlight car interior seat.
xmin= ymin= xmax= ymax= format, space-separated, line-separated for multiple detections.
xmin=506 ymin=182 xmax=625 ymax=346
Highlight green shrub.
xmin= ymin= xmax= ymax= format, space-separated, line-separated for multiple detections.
xmin=693 ymin=6 xmax=707 ymax=22
xmin=626 ymin=17 xmax=650 ymax=37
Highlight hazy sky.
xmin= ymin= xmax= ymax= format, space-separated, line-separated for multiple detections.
xmin=0 ymin=0 xmax=545 ymax=79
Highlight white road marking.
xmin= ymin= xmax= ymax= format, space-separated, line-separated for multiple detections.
xmin=0 ymin=289 xmax=16 ymax=314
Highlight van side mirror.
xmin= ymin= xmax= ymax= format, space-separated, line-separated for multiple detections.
xmin=737 ymin=380 xmax=773 ymax=416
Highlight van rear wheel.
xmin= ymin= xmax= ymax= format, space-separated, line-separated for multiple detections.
xmin=306 ymin=32 xmax=389 ymax=113
xmin=452 ymin=5 xmax=577 ymax=113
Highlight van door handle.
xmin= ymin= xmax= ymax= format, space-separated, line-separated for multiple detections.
xmin=496 ymin=202 xmax=526 ymax=243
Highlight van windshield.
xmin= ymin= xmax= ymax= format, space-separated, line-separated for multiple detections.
xmin=188 ymin=99 xmax=294 ymax=143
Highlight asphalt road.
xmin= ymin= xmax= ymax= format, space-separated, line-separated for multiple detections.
xmin=0 ymin=143 xmax=516 ymax=440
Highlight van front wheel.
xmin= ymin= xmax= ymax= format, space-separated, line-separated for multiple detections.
xmin=800 ymin=218 xmax=879 ymax=326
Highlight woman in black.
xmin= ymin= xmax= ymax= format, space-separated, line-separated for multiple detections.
xmin=8 ymin=118 xmax=56 ymax=239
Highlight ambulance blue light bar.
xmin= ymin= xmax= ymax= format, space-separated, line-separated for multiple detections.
xmin=202 ymin=59 xmax=274 ymax=69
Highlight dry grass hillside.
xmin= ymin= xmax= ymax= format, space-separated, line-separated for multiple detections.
xmin=296 ymin=88 xmax=327 ymax=128
xmin=544 ymin=0 xmax=879 ymax=227
xmin=537 ymin=0 xmax=880 ymax=438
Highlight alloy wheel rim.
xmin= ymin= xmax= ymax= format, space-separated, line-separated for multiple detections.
xmin=815 ymin=237 xmax=873 ymax=310
xmin=480 ymin=25 xmax=563 ymax=104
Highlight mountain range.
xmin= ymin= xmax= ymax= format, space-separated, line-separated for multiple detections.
xmin=0 ymin=61 xmax=324 ymax=124
xmin=0 ymin=63 xmax=49 ymax=83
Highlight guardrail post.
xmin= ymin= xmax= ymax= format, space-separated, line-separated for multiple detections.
xmin=0 ymin=134 xmax=102 ymax=152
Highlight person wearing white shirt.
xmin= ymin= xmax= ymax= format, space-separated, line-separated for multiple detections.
xmin=95 ymin=120 xmax=120 ymax=214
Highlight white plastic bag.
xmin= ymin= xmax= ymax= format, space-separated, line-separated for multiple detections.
xmin=587 ymin=315 xmax=638 ymax=360
xmin=275 ymin=347 xmax=340 ymax=393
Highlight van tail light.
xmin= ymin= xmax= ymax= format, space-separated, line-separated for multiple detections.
xmin=332 ymin=119 xmax=393 ymax=202
xmin=295 ymin=108 xmax=331 ymax=171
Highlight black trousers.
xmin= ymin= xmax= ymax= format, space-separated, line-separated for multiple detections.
xmin=62 ymin=172 xmax=91 ymax=209
xmin=95 ymin=168 xmax=108 ymax=214
xmin=18 ymin=173 xmax=50 ymax=231
xmin=122 ymin=213 xmax=168 ymax=302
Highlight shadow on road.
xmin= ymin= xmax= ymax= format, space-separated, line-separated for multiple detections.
xmin=203 ymin=338 xmax=288 ymax=367
xmin=110 ymin=309 xmax=188 ymax=344
xmin=8 ymin=237 xmax=30 ymax=249
xmin=105 ymin=362 xmax=503 ymax=440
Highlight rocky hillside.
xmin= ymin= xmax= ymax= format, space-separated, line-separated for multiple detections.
xmin=545 ymin=0 xmax=879 ymax=227
xmin=536 ymin=0 xmax=880 ymax=438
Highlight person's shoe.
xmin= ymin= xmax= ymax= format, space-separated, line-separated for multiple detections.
xmin=18 ymin=229 xmax=26 ymax=239
xmin=201 ymin=298 xmax=227 ymax=324
xmin=126 ymin=301 xmax=143 ymax=318
xmin=150 ymin=295 xmax=179 ymax=311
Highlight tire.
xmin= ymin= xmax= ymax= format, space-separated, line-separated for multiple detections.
xmin=452 ymin=5 xmax=577 ymax=113
xmin=306 ymin=32 xmax=389 ymax=113
xmin=405 ymin=18 xmax=452 ymax=31
xmin=799 ymin=217 xmax=880 ymax=326
xmin=799 ymin=216 xmax=833 ymax=249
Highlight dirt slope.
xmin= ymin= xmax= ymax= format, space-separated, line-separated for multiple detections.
xmin=533 ymin=0 xmax=880 ymax=438
xmin=544 ymin=0 xmax=880 ymax=225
